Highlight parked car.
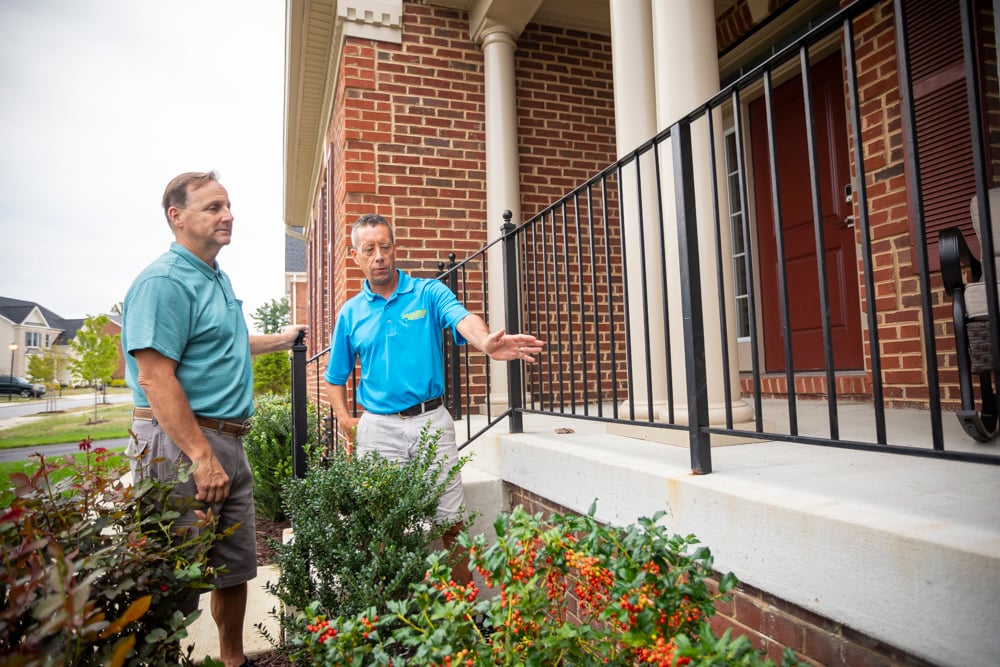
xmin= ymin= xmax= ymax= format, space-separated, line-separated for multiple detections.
xmin=0 ymin=375 xmax=46 ymax=398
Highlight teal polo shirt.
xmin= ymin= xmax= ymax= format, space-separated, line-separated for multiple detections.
xmin=325 ymin=269 xmax=470 ymax=414
xmin=122 ymin=242 xmax=253 ymax=420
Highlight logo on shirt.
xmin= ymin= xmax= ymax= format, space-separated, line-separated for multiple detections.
xmin=401 ymin=309 xmax=427 ymax=322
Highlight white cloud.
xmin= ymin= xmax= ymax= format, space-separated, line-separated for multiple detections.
xmin=0 ymin=0 xmax=287 ymax=332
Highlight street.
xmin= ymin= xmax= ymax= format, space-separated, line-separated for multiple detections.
xmin=0 ymin=391 xmax=132 ymax=421
xmin=0 ymin=391 xmax=133 ymax=462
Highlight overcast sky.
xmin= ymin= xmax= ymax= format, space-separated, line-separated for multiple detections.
xmin=0 ymin=0 xmax=287 ymax=333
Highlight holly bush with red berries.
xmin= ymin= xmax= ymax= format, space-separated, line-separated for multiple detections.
xmin=286 ymin=503 xmax=800 ymax=666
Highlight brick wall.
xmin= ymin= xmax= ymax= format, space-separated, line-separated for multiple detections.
xmin=306 ymin=3 xmax=489 ymax=411
xmin=739 ymin=372 xmax=871 ymax=400
xmin=99 ymin=319 xmax=125 ymax=381
xmin=515 ymin=23 xmax=616 ymax=218
xmin=302 ymin=0 xmax=998 ymax=417
xmin=509 ymin=484 xmax=934 ymax=667
xmin=514 ymin=23 xmax=625 ymax=409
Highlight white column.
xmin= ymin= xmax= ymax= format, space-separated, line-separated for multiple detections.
xmin=481 ymin=26 xmax=521 ymax=411
xmin=610 ymin=0 xmax=667 ymax=420
xmin=651 ymin=0 xmax=753 ymax=426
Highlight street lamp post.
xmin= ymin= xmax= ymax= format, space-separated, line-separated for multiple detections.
xmin=8 ymin=343 xmax=17 ymax=402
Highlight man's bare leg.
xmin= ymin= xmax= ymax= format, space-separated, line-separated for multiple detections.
xmin=443 ymin=522 xmax=473 ymax=586
xmin=211 ymin=583 xmax=248 ymax=667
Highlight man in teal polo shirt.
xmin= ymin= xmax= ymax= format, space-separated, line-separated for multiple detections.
xmin=324 ymin=213 xmax=544 ymax=586
xmin=122 ymin=171 xmax=304 ymax=667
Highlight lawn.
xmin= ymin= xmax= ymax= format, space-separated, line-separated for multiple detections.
xmin=0 ymin=402 xmax=133 ymax=449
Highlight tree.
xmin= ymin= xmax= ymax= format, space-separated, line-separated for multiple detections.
xmin=110 ymin=301 xmax=123 ymax=316
xmin=251 ymin=297 xmax=293 ymax=396
xmin=252 ymin=297 xmax=290 ymax=335
xmin=253 ymin=351 xmax=291 ymax=396
xmin=26 ymin=351 xmax=58 ymax=389
xmin=68 ymin=315 xmax=120 ymax=420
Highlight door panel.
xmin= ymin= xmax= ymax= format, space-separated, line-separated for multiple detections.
xmin=749 ymin=53 xmax=864 ymax=372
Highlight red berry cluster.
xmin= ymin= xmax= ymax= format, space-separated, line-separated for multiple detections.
xmin=429 ymin=576 xmax=479 ymax=604
xmin=499 ymin=589 xmax=539 ymax=637
xmin=544 ymin=567 xmax=567 ymax=605
xmin=665 ymin=597 xmax=702 ymax=631
xmin=359 ymin=614 xmax=377 ymax=639
xmin=305 ymin=617 xmax=337 ymax=644
xmin=428 ymin=648 xmax=474 ymax=667
xmin=564 ymin=549 xmax=613 ymax=615
xmin=635 ymin=636 xmax=692 ymax=666
xmin=509 ymin=538 xmax=540 ymax=583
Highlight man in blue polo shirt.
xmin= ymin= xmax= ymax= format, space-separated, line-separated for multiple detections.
xmin=122 ymin=171 xmax=304 ymax=667
xmin=325 ymin=213 xmax=544 ymax=586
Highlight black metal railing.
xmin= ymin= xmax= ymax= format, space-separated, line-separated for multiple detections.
xmin=498 ymin=2 xmax=1000 ymax=472
xmin=494 ymin=0 xmax=999 ymax=470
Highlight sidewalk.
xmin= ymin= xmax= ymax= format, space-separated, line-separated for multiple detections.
xmin=182 ymin=565 xmax=283 ymax=662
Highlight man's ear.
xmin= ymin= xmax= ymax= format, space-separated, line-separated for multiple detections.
xmin=167 ymin=206 xmax=183 ymax=228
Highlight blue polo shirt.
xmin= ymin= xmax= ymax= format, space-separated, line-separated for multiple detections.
xmin=122 ymin=242 xmax=253 ymax=420
xmin=325 ymin=269 xmax=470 ymax=414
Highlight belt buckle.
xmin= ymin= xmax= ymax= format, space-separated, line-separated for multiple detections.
xmin=399 ymin=402 xmax=423 ymax=419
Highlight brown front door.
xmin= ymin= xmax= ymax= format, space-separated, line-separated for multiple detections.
xmin=749 ymin=53 xmax=864 ymax=372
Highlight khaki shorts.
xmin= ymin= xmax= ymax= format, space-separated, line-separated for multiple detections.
xmin=356 ymin=404 xmax=465 ymax=524
xmin=128 ymin=419 xmax=257 ymax=590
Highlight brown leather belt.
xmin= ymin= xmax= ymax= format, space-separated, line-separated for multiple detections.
xmin=132 ymin=407 xmax=251 ymax=438
xmin=398 ymin=396 xmax=444 ymax=418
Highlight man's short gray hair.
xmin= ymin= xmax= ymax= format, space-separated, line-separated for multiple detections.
xmin=352 ymin=213 xmax=394 ymax=248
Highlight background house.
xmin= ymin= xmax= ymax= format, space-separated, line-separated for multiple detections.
xmin=0 ymin=296 xmax=125 ymax=386
xmin=283 ymin=1 xmax=1000 ymax=664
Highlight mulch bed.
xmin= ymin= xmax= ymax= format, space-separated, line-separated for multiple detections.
xmin=252 ymin=650 xmax=293 ymax=667
xmin=254 ymin=516 xmax=290 ymax=567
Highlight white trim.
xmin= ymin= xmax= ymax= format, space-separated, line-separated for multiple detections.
xmin=339 ymin=0 xmax=403 ymax=43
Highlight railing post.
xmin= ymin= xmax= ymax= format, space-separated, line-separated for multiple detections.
xmin=439 ymin=254 xmax=462 ymax=419
xmin=671 ymin=120 xmax=712 ymax=474
xmin=501 ymin=210 xmax=524 ymax=433
xmin=291 ymin=329 xmax=308 ymax=479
